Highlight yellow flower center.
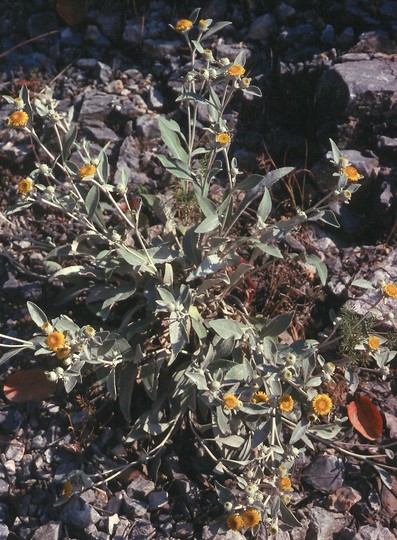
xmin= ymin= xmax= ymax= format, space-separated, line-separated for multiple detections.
xmin=78 ymin=164 xmax=97 ymax=178
xmin=226 ymin=514 xmax=244 ymax=531
xmin=383 ymin=283 xmax=397 ymax=299
xmin=279 ymin=476 xmax=292 ymax=491
xmin=226 ymin=64 xmax=245 ymax=77
xmin=368 ymin=336 xmax=380 ymax=351
xmin=223 ymin=393 xmax=238 ymax=409
xmin=175 ymin=19 xmax=193 ymax=32
xmin=45 ymin=331 xmax=66 ymax=351
xmin=342 ymin=165 xmax=362 ymax=182
xmin=8 ymin=110 xmax=29 ymax=127
xmin=18 ymin=178 xmax=33 ymax=195
xmin=216 ymin=132 xmax=231 ymax=145
xmin=241 ymin=508 xmax=261 ymax=528
xmin=312 ymin=393 xmax=333 ymax=415
xmin=56 ymin=347 xmax=71 ymax=360
xmin=252 ymin=391 xmax=269 ymax=404
xmin=278 ymin=394 xmax=294 ymax=412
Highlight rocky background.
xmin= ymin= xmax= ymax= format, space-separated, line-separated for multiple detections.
xmin=0 ymin=0 xmax=397 ymax=539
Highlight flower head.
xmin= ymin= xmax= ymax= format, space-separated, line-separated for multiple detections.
xmin=84 ymin=325 xmax=96 ymax=337
xmin=45 ymin=331 xmax=66 ymax=351
xmin=383 ymin=283 xmax=397 ymax=299
xmin=226 ymin=514 xmax=243 ymax=531
xmin=278 ymin=394 xmax=294 ymax=413
xmin=312 ymin=394 xmax=332 ymax=415
xmin=56 ymin=346 xmax=71 ymax=360
xmin=223 ymin=393 xmax=238 ymax=409
xmin=226 ymin=64 xmax=245 ymax=77
xmin=252 ymin=391 xmax=269 ymax=404
xmin=342 ymin=165 xmax=362 ymax=182
xmin=216 ymin=132 xmax=231 ymax=145
xmin=239 ymin=77 xmax=252 ymax=89
xmin=18 ymin=178 xmax=33 ymax=195
xmin=368 ymin=336 xmax=380 ymax=351
xmin=78 ymin=164 xmax=97 ymax=179
xmin=279 ymin=476 xmax=292 ymax=491
xmin=8 ymin=110 xmax=29 ymax=127
xmin=175 ymin=19 xmax=193 ymax=32
xmin=241 ymin=508 xmax=261 ymax=528
xmin=198 ymin=19 xmax=211 ymax=31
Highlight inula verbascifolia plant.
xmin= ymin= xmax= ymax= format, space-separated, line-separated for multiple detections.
xmin=1 ymin=8 xmax=396 ymax=537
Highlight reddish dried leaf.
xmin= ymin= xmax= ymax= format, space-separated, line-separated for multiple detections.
xmin=56 ymin=0 xmax=88 ymax=26
xmin=347 ymin=395 xmax=383 ymax=441
xmin=4 ymin=369 xmax=57 ymax=403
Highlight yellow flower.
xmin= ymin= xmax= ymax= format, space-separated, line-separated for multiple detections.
xmin=342 ymin=165 xmax=362 ymax=182
xmin=45 ymin=331 xmax=66 ymax=351
xmin=278 ymin=394 xmax=294 ymax=413
xmin=383 ymin=283 xmax=397 ymax=299
xmin=223 ymin=393 xmax=238 ymax=409
xmin=198 ymin=19 xmax=211 ymax=31
xmin=56 ymin=346 xmax=71 ymax=360
xmin=241 ymin=508 xmax=261 ymax=528
xmin=252 ymin=391 xmax=269 ymax=404
xmin=226 ymin=514 xmax=244 ymax=531
xmin=175 ymin=19 xmax=193 ymax=32
xmin=368 ymin=336 xmax=380 ymax=351
xmin=78 ymin=163 xmax=96 ymax=178
xmin=312 ymin=394 xmax=332 ymax=415
xmin=279 ymin=476 xmax=292 ymax=491
xmin=226 ymin=64 xmax=245 ymax=77
xmin=216 ymin=132 xmax=231 ymax=145
xmin=18 ymin=178 xmax=33 ymax=195
xmin=8 ymin=110 xmax=29 ymax=127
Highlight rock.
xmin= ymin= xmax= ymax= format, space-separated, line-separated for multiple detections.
xmin=215 ymin=43 xmax=251 ymax=63
xmin=307 ymin=507 xmax=351 ymax=539
xmin=20 ymin=282 xmax=42 ymax=301
xmin=148 ymin=490 xmax=168 ymax=511
xmin=128 ymin=519 xmax=156 ymax=539
xmin=27 ymin=12 xmax=58 ymax=38
xmin=380 ymin=2 xmax=397 ymax=20
xmin=136 ymin=113 xmax=161 ymax=139
xmin=59 ymin=497 xmax=101 ymax=528
xmin=78 ymin=91 xmax=118 ymax=124
xmin=0 ymin=502 xmax=8 ymax=521
xmin=126 ymin=476 xmax=155 ymax=499
xmin=354 ymin=522 xmax=396 ymax=540
xmin=0 ymin=524 xmax=9 ymax=539
xmin=321 ymin=24 xmax=335 ymax=45
xmin=84 ymin=123 xmax=120 ymax=144
xmin=303 ymin=454 xmax=345 ymax=492
xmin=143 ymin=39 xmax=181 ymax=60
xmin=175 ymin=522 xmax=195 ymax=538
xmin=148 ymin=86 xmax=164 ymax=110
xmin=0 ymin=409 xmax=24 ymax=434
xmin=114 ymin=135 xmax=141 ymax=185
xmin=94 ymin=62 xmax=112 ymax=84
xmin=327 ymin=486 xmax=362 ymax=512
xmin=276 ymin=3 xmax=296 ymax=23
xmin=248 ymin=14 xmax=277 ymax=41
xmin=31 ymin=522 xmax=62 ymax=540
xmin=122 ymin=493 xmax=149 ymax=518
xmin=85 ymin=26 xmax=110 ymax=48
xmin=0 ymin=479 xmax=9 ymax=496
xmin=123 ymin=21 xmax=143 ymax=46
xmin=5 ymin=440 xmax=25 ymax=461
xmin=96 ymin=12 xmax=123 ymax=41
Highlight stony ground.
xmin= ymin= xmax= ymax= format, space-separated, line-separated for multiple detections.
xmin=1 ymin=1 xmax=397 ymax=539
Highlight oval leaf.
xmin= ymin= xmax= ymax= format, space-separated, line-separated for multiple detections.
xmin=4 ymin=369 xmax=57 ymax=402
xmin=347 ymin=395 xmax=383 ymax=441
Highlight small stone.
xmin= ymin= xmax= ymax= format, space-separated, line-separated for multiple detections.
xmin=85 ymin=25 xmax=110 ymax=48
xmin=5 ymin=440 xmax=25 ymax=462
xmin=0 ymin=502 xmax=8 ymax=521
xmin=304 ymin=454 xmax=345 ymax=493
xmin=123 ymin=22 xmax=143 ymax=46
xmin=94 ymin=61 xmax=112 ymax=84
xmin=0 ymin=409 xmax=24 ymax=434
xmin=148 ymin=490 xmax=168 ymax=511
xmin=307 ymin=507 xmax=350 ymax=538
xmin=0 ymin=524 xmax=9 ymax=538
xmin=20 ymin=282 xmax=42 ymax=301
xmin=327 ymin=486 xmax=361 ymax=512
xmin=59 ymin=497 xmax=101 ymax=528
xmin=248 ymin=14 xmax=277 ymax=40
xmin=148 ymin=86 xmax=164 ymax=110
xmin=126 ymin=476 xmax=155 ymax=499
xmin=0 ymin=479 xmax=9 ymax=496
xmin=31 ymin=522 xmax=62 ymax=540
xmin=143 ymin=39 xmax=180 ymax=60
xmin=277 ymin=3 xmax=296 ymax=22
xmin=136 ymin=113 xmax=161 ymax=139
xmin=354 ymin=522 xmax=396 ymax=540
xmin=122 ymin=493 xmax=148 ymax=518
xmin=175 ymin=522 xmax=194 ymax=538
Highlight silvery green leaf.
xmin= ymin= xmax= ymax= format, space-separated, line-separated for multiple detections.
xmin=216 ymin=406 xmax=230 ymax=435
xmin=186 ymin=370 xmax=208 ymax=390
xmin=243 ymin=85 xmax=262 ymax=97
xmin=196 ymin=194 xmax=217 ymax=217
xmin=207 ymin=319 xmax=247 ymax=340
xmin=306 ymin=254 xmax=327 ymax=286
xmin=351 ymin=279 xmax=374 ymax=289
xmin=329 ymin=138 xmax=341 ymax=164
xmin=263 ymin=312 xmax=294 ymax=337
xmin=345 ymin=367 xmax=359 ymax=393
xmin=373 ymin=465 xmax=393 ymax=490
xmin=236 ymin=174 xmax=264 ymax=191
xmin=214 ymin=481 xmax=236 ymax=504
xmin=252 ymin=420 xmax=271 ymax=448
xmin=0 ymin=347 xmax=30 ymax=366
xmin=385 ymin=449 xmax=394 ymax=459
xmin=257 ymin=187 xmax=271 ymax=226
xmin=279 ymin=500 xmax=302 ymax=528
xmin=27 ymin=301 xmax=48 ymax=328
xmin=201 ymin=21 xmax=232 ymax=40
xmin=97 ymin=150 xmax=109 ymax=184
xmin=308 ymin=423 xmax=342 ymax=439
xmin=157 ymin=287 xmax=175 ymax=305
xmin=221 ymin=458 xmax=251 ymax=469
xmin=224 ymin=359 xmax=253 ymax=382
xmin=61 ymin=124 xmax=78 ymax=161
xmin=157 ymin=154 xmax=193 ymax=181
xmin=195 ymin=214 xmax=220 ymax=233
xmin=43 ymin=260 xmax=62 ymax=275
xmin=85 ymin=184 xmax=100 ymax=220
xmin=233 ymin=49 xmax=246 ymax=66
xmin=304 ymin=376 xmax=322 ymax=388
xmin=187 ymin=254 xmax=227 ymax=282
xmin=141 ymin=357 xmax=165 ymax=400
xmin=65 ymin=160 xmax=80 ymax=175
xmin=216 ymin=435 xmax=245 ymax=448
xmin=188 ymin=7 xmax=201 ymax=23
xmin=169 ymin=319 xmax=188 ymax=360
xmin=158 ymin=117 xmax=188 ymax=162
xmin=255 ymin=243 xmax=283 ymax=259
xmin=191 ymin=39 xmax=204 ymax=53
xmin=106 ymin=367 xmax=117 ymax=400
xmin=289 ymin=417 xmax=310 ymax=445
xmin=319 ymin=209 xmax=340 ymax=228
xmin=20 ymin=85 xmax=33 ymax=124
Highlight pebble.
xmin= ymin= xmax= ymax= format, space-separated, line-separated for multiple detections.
xmin=126 ymin=476 xmax=155 ymax=498
xmin=31 ymin=522 xmax=62 ymax=540
xmin=304 ymin=454 xmax=345 ymax=492
xmin=248 ymin=14 xmax=278 ymax=40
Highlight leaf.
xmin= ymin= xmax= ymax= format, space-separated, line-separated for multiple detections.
xmin=201 ymin=21 xmax=232 ymax=40
xmin=351 ymin=279 xmax=374 ymax=289
xmin=305 ymin=254 xmax=328 ymax=286
xmin=158 ymin=117 xmax=188 ymax=162
xmin=56 ymin=0 xmax=88 ymax=25
xmin=289 ymin=417 xmax=310 ymax=445
xmin=373 ymin=465 xmax=393 ymax=490
xmin=329 ymin=138 xmax=341 ymax=164
xmin=157 ymin=154 xmax=193 ymax=182
xmin=27 ymin=301 xmax=48 ymax=328
xmin=207 ymin=319 xmax=247 ymax=340
xmin=85 ymin=185 xmax=100 ymax=220
xmin=4 ymin=369 xmax=57 ymax=402
xmin=319 ymin=209 xmax=340 ymax=228
xmin=194 ymin=214 xmax=220 ymax=233
xmin=347 ymin=395 xmax=383 ymax=441
xmin=257 ymin=187 xmax=272 ymax=226
xmin=263 ymin=312 xmax=294 ymax=337
xmin=61 ymin=124 xmax=78 ymax=161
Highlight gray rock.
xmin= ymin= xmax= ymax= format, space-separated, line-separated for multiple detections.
xmin=27 ymin=12 xmax=58 ymax=38
xmin=143 ymin=39 xmax=181 ymax=60
xmin=0 ymin=409 xmax=24 ymax=433
xmin=148 ymin=86 xmax=164 ymax=110
xmin=84 ymin=523 xmax=109 ymax=540
xmin=59 ymin=497 xmax=101 ymax=528
xmin=248 ymin=14 xmax=277 ymax=41
xmin=20 ymin=282 xmax=42 ymax=301
xmin=148 ymin=490 xmax=168 ymax=511
xmin=115 ymin=135 xmax=140 ymax=185
xmin=321 ymin=24 xmax=335 ymax=45
xmin=327 ymin=486 xmax=362 ymax=512
xmin=341 ymin=53 xmax=371 ymax=62
xmin=94 ymin=62 xmax=112 ymax=85
xmin=113 ymin=517 xmax=133 ymax=537
xmin=96 ymin=13 xmax=122 ymax=41
xmin=0 ymin=524 xmax=9 ymax=539
xmin=303 ymin=454 xmax=345 ymax=492
xmin=136 ymin=113 xmax=161 ymax=139
xmin=78 ymin=91 xmax=117 ymax=124
xmin=122 ymin=493 xmax=149 ymax=518
xmin=85 ymin=26 xmax=110 ymax=48
xmin=119 ymin=95 xmax=147 ymax=118
xmin=175 ymin=522 xmax=195 ymax=538
xmin=204 ymin=0 xmax=227 ymax=20
xmin=31 ymin=522 xmax=62 ymax=540
xmin=0 ymin=479 xmax=9 ymax=496
xmin=216 ymin=43 xmax=251 ymax=63
xmin=123 ymin=21 xmax=143 ymax=46
xmin=307 ymin=507 xmax=351 ymax=539
xmin=84 ymin=123 xmax=120 ymax=144
xmin=378 ymin=136 xmax=397 ymax=149
xmin=104 ymin=513 xmax=120 ymax=535
xmin=5 ymin=440 xmax=25 ymax=462
xmin=353 ymin=522 xmax=396 ymax=540
xmin=336 ymin=27 xmax=355 ymax=48
xmin=128 ymin=520 xmax=156 ymax=539
xmin=126 ymin=475 xmax=155 ymax=498
xmin=0 ymin=502 xmax=8 ymax=521
xmin=276 ymin=3 xmax=296 ymax=22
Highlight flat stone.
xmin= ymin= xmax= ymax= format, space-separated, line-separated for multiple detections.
xmin=307 ymin=507 xmax=350 ymax=539
xmin=248 ymin=14 xmax=277 ymax=40
xmin=148 ymin=490 xmax=168 ymax=511
xmin=354 ymin=522 xmax=396 ymax=540
xmin=78 ymin=91 xmax=118 ymax=124
xmin=327 ymin=486 xmax=362 ymax=512
xmin=84 ymin=123 xmax=120 ymax=144
xmin=126 ymin=476 xmax=155 ymax=498
xmin=31 ymin=522 xmax=62 ymax=540
xmin=304 ymin=454 xmax=345 ymax=493
xmin=5 ymin=440 xmax=25 ymax=462
xmin=143 ymin=39 xmax=181 ymax=60
xmin=59 ymin=497 xmax=101 ymax=528
xmin=123 ymin=21 xmax=143 ymax=46
xmin=122 ymin=493 xmax=148 ymax=518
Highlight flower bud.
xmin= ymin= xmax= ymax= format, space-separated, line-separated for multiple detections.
xmin=45 ymin=370 xmax=58 ymax=382
xmin=223 ymin=501 xmax=233 ymax=512
xmin=219 ymin=57 xmax=230 ymax=66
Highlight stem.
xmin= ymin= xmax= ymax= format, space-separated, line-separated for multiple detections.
xmin=0 ymin=334 xmax=33 ymax=346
